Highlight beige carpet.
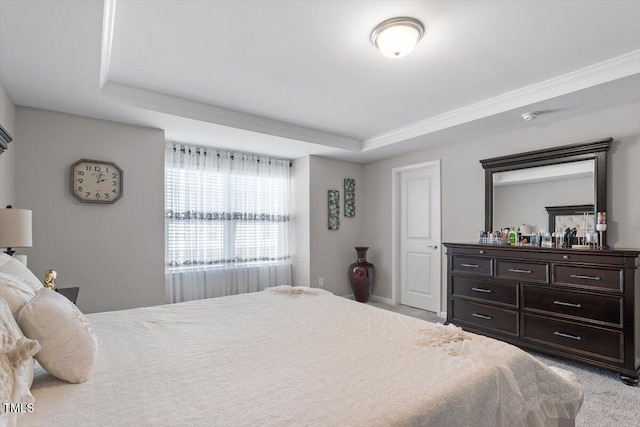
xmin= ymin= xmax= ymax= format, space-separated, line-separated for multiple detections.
xmin=368 ymin=301 xmax=640 ymax=427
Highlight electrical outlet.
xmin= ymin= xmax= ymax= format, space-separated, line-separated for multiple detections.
xmin=318 ymin=277 xmax=324 ymax=287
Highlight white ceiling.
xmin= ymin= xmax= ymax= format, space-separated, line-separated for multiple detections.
xmin=1 ymin=0 xmax=639 ymax=162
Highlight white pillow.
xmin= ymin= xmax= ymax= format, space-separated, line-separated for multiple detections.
xmin=0 ymin=254 xmax=44 ymax=321
xmin=1 ymin=296 xmax=40 ymax=427
xmin=18 ymin=288 xmax=97 ymax=384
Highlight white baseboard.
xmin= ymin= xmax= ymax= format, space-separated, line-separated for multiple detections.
xmin=368 ymin=294 xmax=395 ymax=305
xmin=341 ymin=294 xmax=395 ymax=305
xmin=439 ymin=311 xmax=447 ymax=320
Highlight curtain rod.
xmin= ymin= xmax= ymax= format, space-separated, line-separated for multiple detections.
xmin=173 ymin=146 xmax=292 ymax=167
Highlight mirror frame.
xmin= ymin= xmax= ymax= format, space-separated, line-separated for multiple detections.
xmin=0 ymin=124 xmax=12 ymax=155
xmin=480 ymin=138 xmax=611 ymax=246
xmin=545 ymin=204 xmax=594 ymax=235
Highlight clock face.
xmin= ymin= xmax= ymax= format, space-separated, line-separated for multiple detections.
xmin=70 ymin=159 xmax=123 ymax=204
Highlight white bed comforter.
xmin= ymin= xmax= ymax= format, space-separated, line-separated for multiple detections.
xmin=20 ymin=287 xmax=582 ymax=427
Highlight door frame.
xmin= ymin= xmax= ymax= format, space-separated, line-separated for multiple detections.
xmin=391 ymin=160 xmax=442 ymax=313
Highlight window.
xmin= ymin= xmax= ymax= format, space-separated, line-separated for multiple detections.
xmin=164 ymin=144 xmax=291 ymax=274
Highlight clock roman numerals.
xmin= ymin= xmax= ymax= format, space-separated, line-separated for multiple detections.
xmin=71 ymin=159 xmax=123 ymax=204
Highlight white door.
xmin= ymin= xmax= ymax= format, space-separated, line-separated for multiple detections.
xmin=396 ymin=161 xmax=441 ymax=312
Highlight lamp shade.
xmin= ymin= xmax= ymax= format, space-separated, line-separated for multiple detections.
xmin=0 ymin=208 xmax=32 ymax=249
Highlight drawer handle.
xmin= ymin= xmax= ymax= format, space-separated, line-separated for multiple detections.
xmin=461 ymin=263 xmax=480 ymax=268
xmin=472 ymin=313 xmax=492 ymax=320
xmin=471 ymin=287 xmax=492 ymax=293
xmin=508 ymin=268 xmax=532 ymax=274
xmin=553 ymin=331 xmax=582 ymax=341
xmin=553 ymin=300 xmax=582 ymax=308
xmin=570 ymin=274 xmax=600 ymax=281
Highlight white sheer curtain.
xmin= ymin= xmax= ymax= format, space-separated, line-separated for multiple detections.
xmin=165 ymin=143 xmax=291 ymax=303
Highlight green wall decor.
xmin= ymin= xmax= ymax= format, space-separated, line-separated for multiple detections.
xmin=344 ymin=178 xmax=355 ymax=217
xmin=328 ymin=190 xmax=340 ymax=230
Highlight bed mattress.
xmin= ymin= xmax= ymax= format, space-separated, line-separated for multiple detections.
xmin=20 ymin=287 xmax=582 ymax=426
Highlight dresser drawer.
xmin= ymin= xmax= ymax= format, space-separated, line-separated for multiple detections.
xmin=548 ymin=252 xmax=626 ymax=266
xmin=553 ymin=265 xmax=623 ymax=292
xmin=522 ymin=285 xmax=623 ymax=327
xmin=451 ymin=300 xmax=518 ymax=336
xmin=523 ymin=314 xmax=623 ymax=362
xmin=451 ymin=276 xmax=518 ymax=307
xmin=451 ymin=256 xmax=492 ymax=277
xmin=496 ymin=260 xmax=548 ymax=283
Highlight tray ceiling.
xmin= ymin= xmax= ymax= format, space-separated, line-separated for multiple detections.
xmin=1 ymin=0 xmax=639 ymax=161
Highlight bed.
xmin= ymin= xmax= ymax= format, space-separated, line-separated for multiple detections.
xmin=18 ymin=286 xmax=582 ymax=427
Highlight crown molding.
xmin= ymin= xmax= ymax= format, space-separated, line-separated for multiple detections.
xmin=362 ymin=50 xmax=640 ymax=151
xmin=99 ymin=0 xmax=117 ymax=89
xmin=493 ymin=161 xmax=593 ymax=187
xmin=101 ymin=82 xmax=362 ymax=150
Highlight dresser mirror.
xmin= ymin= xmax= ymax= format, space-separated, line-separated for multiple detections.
xmin=480 ymin=138 xmax=611 ymax=246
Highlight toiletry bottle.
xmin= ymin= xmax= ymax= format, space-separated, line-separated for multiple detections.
xmin=555 ymin=228 xmax=562 ymax=248
xmin=508 ymin=228 xmax=518 ymax=245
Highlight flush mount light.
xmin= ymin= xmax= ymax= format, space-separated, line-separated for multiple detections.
xmin=370 ymin=17 xmax=425 ymax=58
xmin=521 ymin=112 xmax=539 ymax=122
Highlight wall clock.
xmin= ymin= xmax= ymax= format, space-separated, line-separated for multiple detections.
xmin=70 ymin=159 xmax=123 ymax=204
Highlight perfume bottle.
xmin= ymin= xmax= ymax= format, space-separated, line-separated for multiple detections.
xmin=596 ymin=212 xmax=607 ymax=249
xmin=555 ymin=227 xmax=564 ymax=248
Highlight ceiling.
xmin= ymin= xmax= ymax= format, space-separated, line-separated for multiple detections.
xmin=1 ymin=0 xmax=639 ymax=162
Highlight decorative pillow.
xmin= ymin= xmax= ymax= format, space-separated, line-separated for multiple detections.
xmin=18 ymin=288 xmax=97 ymax=384
xmin=1 ymin=297 xmax=40 ymax=427
xmin=0 ymin=254 xmax=44 ymax=321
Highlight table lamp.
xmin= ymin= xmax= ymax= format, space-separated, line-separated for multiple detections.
xmin=0 ymin=205 xmax=32 ymax=265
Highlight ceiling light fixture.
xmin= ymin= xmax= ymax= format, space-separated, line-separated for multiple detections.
xmin=521 ymin=112 xmax=539 ymax=121
xmin=371 ymin=17 xmax=425 ymax=58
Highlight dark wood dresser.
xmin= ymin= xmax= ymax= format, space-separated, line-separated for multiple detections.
xmin=444 ymin=243 xmax=640 ymax=385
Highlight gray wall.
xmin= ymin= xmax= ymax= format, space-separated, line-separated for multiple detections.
xmin=15 ymin=107 xmax=166 ymax=313
xmin=309 ymin=156 xmax=364 ymax=296
xmin=0 ymin=80 xmax=16 ymax=207
xmin=361 ymin=101 xmax=640 ymax=312
xmin=8 ymin=100 xmax=639 ymax=315
xmin=291 ymin=155 xmax=310 ymax=286
xmin=292 ymin=155 xmax=364 ymax=296
xmin=0 ymin=80 xmax=15 ymax=136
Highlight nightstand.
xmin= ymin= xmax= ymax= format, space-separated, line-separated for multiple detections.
xmin=56 ymin=287 xmax=79 ymax=304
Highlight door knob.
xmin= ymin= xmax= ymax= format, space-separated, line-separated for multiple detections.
xmin=428 ymin=244 xmax=438 ymax=249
